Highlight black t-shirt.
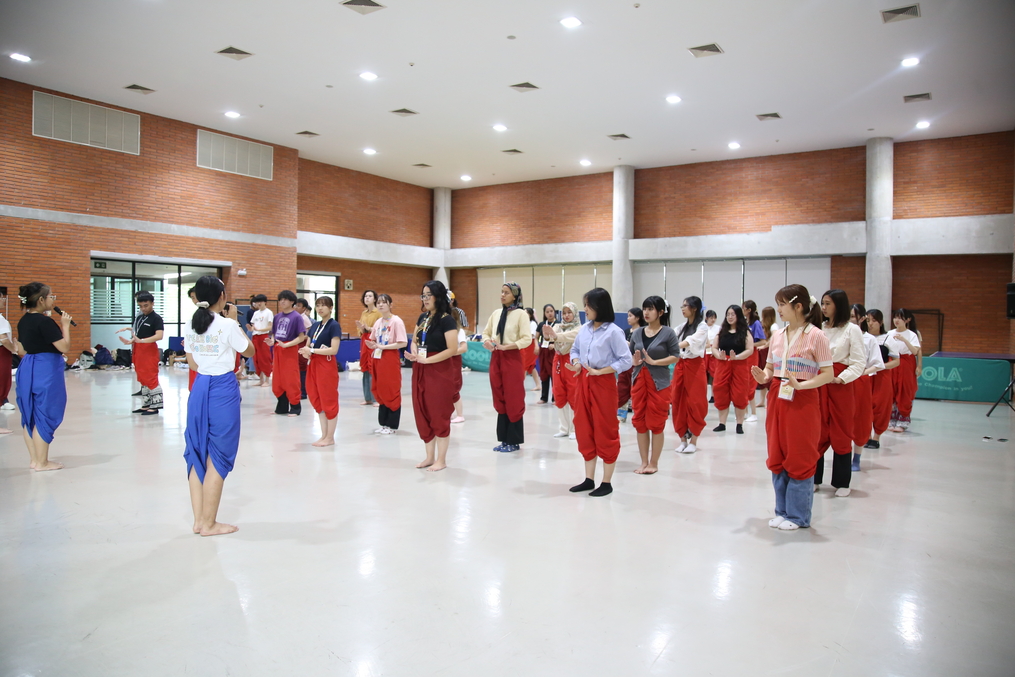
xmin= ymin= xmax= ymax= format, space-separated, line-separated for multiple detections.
xmin=308 ymin=318 xmax=343 ymax=349
xmin=18 ymin=313 xmax=63 ymax=354
xmin=643 ymin=329 xmax=660 ymax=351
xmin=133 ymin=311 xmax=164 ymax=339
xmin=718 ymin=330 xmax=747 ymax=355
xmin=416 ymin=313 xmax=458 ymax=354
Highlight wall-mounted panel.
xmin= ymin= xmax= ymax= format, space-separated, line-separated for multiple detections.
xmin=563 ymin=265 xmax=596 ymax=308
xmin=786 ymin=258 xmax=832 ymax=301
xmin=703 ymin=260 xmax=744 ymax=316
xmin=633 ymin=262 xmax=665 ymax=308
xmin=533 ymin=266 xmax=564 ymax=315
xmin=666 ymin=261 xmax=703 ymax=304
xmin=744 ymin=259 xmax=787 ymax=310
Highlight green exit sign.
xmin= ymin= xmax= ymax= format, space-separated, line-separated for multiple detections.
xmin=93 ymin=261 xmax=107 ymax=269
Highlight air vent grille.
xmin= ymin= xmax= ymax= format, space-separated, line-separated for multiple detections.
xmin=216 ymin=46 xmax=253 ymax=61
xmin=124 ymin=84 xmax=155 ymax=95
xmin=343 ymin=0 xmax=385 ymax=15
xmin=33 ymin=91 xmax=140 ymax=155
xmin=390 ymin=108 xmax=419 ymax=117
xmin=413 ymin=163 xmax=431 ymax=168
xmin=903 ymin=92 xmax=932 ymax=103
xmin=295 ymin=131 xmax=320 ymax=137
xmin=501 ymin=149 xmax=523 ymax=154
xmin=881 ymin=4 xmax=920 ymax=23
xmin=756 ymin=112 xmax=782 ymax=121
xmin=607 ymin=133 xmax=631 ymax=141
xmin=197 ymin=129 xmax=273 ymax=180
xmin=510 ymin=82 xmax=540 ymax=92
xmin=688 ymin=43 xmax=724 ymax=58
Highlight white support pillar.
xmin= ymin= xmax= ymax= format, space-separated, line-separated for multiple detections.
xmin=612 ymin=165 xmax=635 ymax=311
xmin=433 ymin=187 xmax=451 ymax=285
xmin=865 ymin=138 xmax=893 ymax=313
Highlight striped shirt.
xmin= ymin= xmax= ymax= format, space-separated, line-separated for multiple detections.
xmin=766 ymin=324 xmax=832 ymax=381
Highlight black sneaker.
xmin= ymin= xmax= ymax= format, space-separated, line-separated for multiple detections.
xmin=275 ymin=395 xmax=289 ymax=415
xmin=132 ymin=390 xmax=142 ymax=397
xmin=141 ymin=409 xmax=160 ymax=416
xmin=289 ymin=402 xmax=302 ymax=417
xmin=736 ymin=424 xmax=744 ymax=434
xmin=713 ymin=424 xmax=726 ymax=433
xmin=863 ymin=439 xmax=880 ymax=449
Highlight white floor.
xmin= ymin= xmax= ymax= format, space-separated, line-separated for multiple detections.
xmin=1 ymin=367 xmax=1014 ymax=677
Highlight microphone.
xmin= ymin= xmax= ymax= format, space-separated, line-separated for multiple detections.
xmin=52 ymin=306 xmax=77 ymax=326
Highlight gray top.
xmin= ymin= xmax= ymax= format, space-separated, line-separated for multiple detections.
xmin=629 ymin=325 xmax=681 ymax=390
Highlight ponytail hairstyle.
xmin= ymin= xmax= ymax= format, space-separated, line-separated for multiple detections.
xmin=743 ymin=299 xmax=760 ymax=325
xmin=721 ymin=304 xmax=749 ymax=340
xmin=705 ymin=309 xmax=717 ymax=321
xmin=416 ymin=280 xmax=453 ymax=341
xmin=191 ymin=276 xmax=225 ymax=335
xmin=526 ymin=307 xmax=536 ymax=323
xmin=821 ymin=289 xmax=851 ymax=328
xmin=19 ymin=282 xmax=50 ymax=310
xmin=893 ymin=308 xmax=918 ymax=333
xmin=851 ymin=303 xmax=868 ymax=333
xmin=678 ymin=296 xmax=704 ymax=340
xmin=628 ymin=307 xmax=647 ymax=327
xmin=761 ymin=306 xmax=777 ymax=339
xmin=641 ymin=296 xmax=670 ymax=327
xmin=867 ymin=309 xmax=887 ymax=335
xmin=775 ymin=284 xmax=823 ymax=329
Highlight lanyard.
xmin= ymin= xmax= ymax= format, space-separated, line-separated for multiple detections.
xmin=311 ymin=319 xmax=330 ymax=347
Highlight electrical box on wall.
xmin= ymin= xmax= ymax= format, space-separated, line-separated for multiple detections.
xmin=344 ymin=279 xmax=354 ymax=291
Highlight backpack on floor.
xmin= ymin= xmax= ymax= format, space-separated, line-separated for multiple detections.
xmin=94 ymin=346 xmax=114 ymax=366
xmin=115 ymin=349 xmax=132 ymax=367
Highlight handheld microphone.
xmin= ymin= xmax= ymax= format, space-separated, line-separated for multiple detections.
xmin=52 ymin=306 xmax=78 ymax=326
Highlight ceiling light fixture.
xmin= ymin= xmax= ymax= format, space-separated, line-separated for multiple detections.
xmin=728 ymin=142 xmax=740 ymax=149
xmin=580 ymin=159 xmax=592 ymax=167
xmin=493 ymin=124 xmax=507 ymax=132
xmin=363 ymin=148 xmax=377 ymax=155
xmin=359 ymin=71 xmax=378 ymax=81
xmin=915 ymin=120 xmax=930 ymax=129
xmin=461 ymin=175 xmax=472 ymax=182
xmin=560 ymin=17 xmax=582 ymax=28
xmin=901 ymin=57 xmax=920 ymax=67
xmin=224 ymin=111 xmax=241 ymax=118
xmin=666 ymin=95 xmax=681 ymax=104
xmin=10 ymin=53 xmax=31 ymax=62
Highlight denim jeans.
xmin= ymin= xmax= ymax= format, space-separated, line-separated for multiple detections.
xmin=362 ymin=372 xmax=374 ymax=403
xmin=772 ymin=471 xmax=813 ymax=527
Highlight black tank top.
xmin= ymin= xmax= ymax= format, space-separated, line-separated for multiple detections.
xmin=717 ymin=330 xmax=746 ymax=355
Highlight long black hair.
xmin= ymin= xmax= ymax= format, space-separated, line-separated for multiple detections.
xmin=191 ymin=276 xmax=225 ymax=335
xmin=893 ymin=308 xmax=918 ymax=333
xmin=18 ymin=282 xmax=50 ymax=310
xmin=851 ymin=303 xmax=868 ymax=333
xmin=721 ymin=304 xmax=749 ymax=339
xmin=416 ymin=280 xmax=453 ymax=341
xmin=678 ymin=296 xmax=703 ymax=340
xmin=822 ymin=289 xmax=851 ymax=328
xmin=641 ymin=296 xmax=670 ymax=327
xmin=775 ymin=284 xmax=824 ymax=329
xmin=628 ymin=307 xmax=647 ymax=327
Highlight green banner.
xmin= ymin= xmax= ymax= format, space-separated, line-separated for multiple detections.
xmin=916 ymin=357 xmax=1010 ymax=403
xmin=462 ymin=341 xmax=492 ymax=372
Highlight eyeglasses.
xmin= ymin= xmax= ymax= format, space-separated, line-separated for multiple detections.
xmin=47 ymin=294 xmax=57 ymax=300
xmin=420 ymin=293 xmax=433 ymax=300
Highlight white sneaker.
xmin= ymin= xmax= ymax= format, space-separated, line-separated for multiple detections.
xmin=745 ymin=414 xmax=758 ymax=423
xmin=568 ymin=432 xmax=576 ymax=440
xmin=373 ymin=427 xmax=387 ymax=434
xmin=768 ymin=516 xmax=786 ymax=528
xmin=553 ymin=432 xmax=569 ymax=438
xmin=778 ymin=520 xmax=800 ymax=531
xmin=834 ymin=487 xmax=851 ymax=497
xmin=450 ymin=416 xmax=466 ymax=424
xmin=674 ymin=440 xmax=687 ymax=453
xmin=680 ymin=443 xmax=697 ymax=454
xmin=0 ymin=402 xmax=15 ymax=410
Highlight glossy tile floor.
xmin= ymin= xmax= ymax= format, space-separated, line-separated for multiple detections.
xmin=2 ymin=367 xmax=1014 ymax=677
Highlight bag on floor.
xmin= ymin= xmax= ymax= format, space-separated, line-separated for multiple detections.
xmin=115 ymin=349 xmax=132 ymax=367
xmin=94 ymin=346 xmax=114 ymax=366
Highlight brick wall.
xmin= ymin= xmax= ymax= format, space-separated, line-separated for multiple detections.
xmin=635 ymin=147 xmax=866 ymax=238
xmin=298 ymin=158 xmax=433 ymax=247
xmin=0 ymin=78 xmax=299 ymax=238
xmin=449 ymin=268 xmax=478 ymax=330
xmin=296 ymin=255 xmax=434 ymax=330
xmin=830 ymin=256 xmax=868 ymax=309
xmin=451 ymin=173 xmax=612 ymax=248
xmin=894 ymin=132 xmax=1014 ymax=220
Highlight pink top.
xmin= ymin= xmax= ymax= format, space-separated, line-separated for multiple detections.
xmin=370 ymin=315 xmax=408 ymax=347
xmin=766 ymin=324 xmax=833 ymax=381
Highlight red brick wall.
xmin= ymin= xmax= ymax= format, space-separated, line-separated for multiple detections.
xmin=830 ymin=256 xmax=868 ymax=308
xmin=635 ymin=147 xmax=866 ymax=238
xmin=451 ymin=173 xmax=613 ymax=248
xmin=449 ymin=268 xmax=478 ymax=329
xmin=2 ymin=216 xmax=296 ymax=355
xmin=298 ymin=158 xmax=433 ymax=247
xmin=296 ymin=255 xmax=433 ymax=329
xmin=894 ymin=132 xmax=1014 ymax=219
xmin=1 ymin=78 xmax=299 ymax=238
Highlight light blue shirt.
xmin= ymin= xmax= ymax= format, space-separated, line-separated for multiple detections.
xmin=570 ymin=321 xmax=633 ymax=374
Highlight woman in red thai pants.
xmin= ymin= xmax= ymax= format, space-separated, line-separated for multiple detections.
xmin=814 ymin=290 xmax=866 ymax=497
xmin=629 ymin=296 xmax=680 ymax=475
xmin=119 ymin=291 xmax=164 ymax=416
xmin=864 ymin=309 xmax=900 ymax=450
xmin=848 ymin=304 xmax=885 ymax=472
xmin=535 ymin=304 xmax=557 ymax=405
xmin=481 ymin=282 xmax=532 ymax=453
xmin=406 ymin=281 xmax=460 ymax=471
xmin=299 ymin=296 xmax=342 ymax=447
xmin=742 ymin=300 xmax=769 ymax=423
xmin=543 ymin=302 xmax=581 ymax=439
xmin=248 ymin=293 xmax=274 ymax=388
xmin=710 ymin=305 xmax=755 ymax=435
xmin=671 ymin=296 xmax=709 ymax=454
xmin=568 ymin=288 xmax=632 ymax=496
xmin=617 ymin=308 xmax=645 ymax=423
xmin=355 ymin=290 xmax=381 ymax=407
xmin=366 ymin=294 xmax=408 ymax=434
xmin=752 ymin=284 xmax=834 ymax=530
xmin=887 ymin=309 xmax=922 ymax=432
xmin=268 ymin=290 xmax=307 ymax=417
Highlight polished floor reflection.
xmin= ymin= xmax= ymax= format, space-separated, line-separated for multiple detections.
xmin=2 ymin=368 xmax=1014 ymax=676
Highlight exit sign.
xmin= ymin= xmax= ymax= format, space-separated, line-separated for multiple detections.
xmin=93 ymin=261 xmax=107 ymax=269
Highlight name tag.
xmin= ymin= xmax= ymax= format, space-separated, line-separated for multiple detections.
xmin=778 ymin=381 xmax=795 ymax=401
xmin=417 ymin=346 xmax=428 ymax=360
xmin=373 ymin=348 xmax=383 ymax=359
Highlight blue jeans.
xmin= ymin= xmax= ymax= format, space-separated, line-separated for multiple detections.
xmin=772 ymin=471 xmax=813 ymax=527
xmin=362 ymin=372 xmax=374 ymax=403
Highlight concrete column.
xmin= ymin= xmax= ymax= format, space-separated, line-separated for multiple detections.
xmin=612 ymin=165 xmax=635 ymax=311
xmin=865 ymin=138 xmax=893 ymax=313
xmin=433 ymin=187 xmax=451 ymax=285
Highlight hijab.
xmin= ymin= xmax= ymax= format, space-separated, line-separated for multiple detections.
xmin=557 ymin=301 xmax=581 ymax=333
xmin=496 ymin=282 xmax=523 ymax=342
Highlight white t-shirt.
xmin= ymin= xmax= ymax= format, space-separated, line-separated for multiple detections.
xmin=886 ymin=328 xmax=920 ymax=355
xmin=706 ymin=323 xmax=721 ymax=343
xmin=185 ymin=315 xmax=249 ymax=376
xmin=875 ymin=333 xmax=901 ymax=359
xmin=250 ymin=308 xmax=273 ymax=335
xmin=0 ymin=313 xmax=11 ymax=341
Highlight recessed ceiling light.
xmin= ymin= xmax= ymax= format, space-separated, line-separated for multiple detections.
xmin=493 ymin=124 xmax=507 ymax=132
xmin=224 ymin=111 xmax=241 ymax=118
xmin=915 ymin=120 xmax=930 ymax=129
xmin=560 ymin=17 xmax=582 ymax=28
xmin=363 ymin=148 xmax=377 ymax=155
xmin=728 ymin=142 xmax=740 ymax=149
xmin=10 ymin=53 xmax=31 ymax=63
xmin=461 ymin=175 xmax=472 ymax=182
xmin=666 ymin=95 xmax=681 ymax=104
xmin=359 ymin=71 xmax=378 ymax=81
xmin=901 ymin=57 xmax=920 ymax=67
xmin=580 ymin=159 xmax=592 ymax=167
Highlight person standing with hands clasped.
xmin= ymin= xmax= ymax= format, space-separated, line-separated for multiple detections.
xmin=753 ymin=285 xmax=834 ymax=530
xmin=671 ymin=296 xmax=709 ymax=453
xmin=366 ymin=294 xmax=408 ymax=434
xmin=299 ymin=297 xmax=342 ymax=447
xmin=711 ymin=305 xmax=755 ymax=434
xmin=629 ymin=296 xmax=680 ymax=474
xmin=481 ymin=282 xmax=532 ymax=452
xmin=887 ymin=309 xmax=921 ymax=432
xmin=544 ymin=301 xmax=582 ymax=438
xmin=568 ymin=288 xmax=632 ymax=496
xmin=268 ymin=290 xmax=307 ymax=417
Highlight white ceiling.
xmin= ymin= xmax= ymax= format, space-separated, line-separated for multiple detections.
xmin=1 ymin=0 xmax=1013 ymax=189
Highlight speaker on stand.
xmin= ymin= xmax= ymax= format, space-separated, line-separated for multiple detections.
xmin=1007 ymin=283 xmax=1015 ymax=319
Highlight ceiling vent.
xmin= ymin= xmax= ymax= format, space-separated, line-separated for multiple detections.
xmin=903 ymin=92 xmax=932 ymax=103
xmin=607 ymin=133 xmax=631 ymax=141
xmin=688 ymin=43 xmax=724 ymax=58
xmin=413 ymin=163 xmax=431 ymax=167
xmin=295 ymin=131 xmax=320 ymax=137
xmin=501 ymin=149 xmax=523 ymax=154
xmin=510 ymin=82 xmax=540 ymax=93
xmin=881 ymin=4 xmax=920 ymax=23
xmin=124 ymin=84 xmax=155 ymax=95
xmin=390 ymin=108 xmax=419 ymax=117
xmin=342 ymin=0 xmax=386 ymax=15
xmin=756 ymin=112 xmax=782 ymax=121
xmin=217 ymin=46 xmax=253 ymax=61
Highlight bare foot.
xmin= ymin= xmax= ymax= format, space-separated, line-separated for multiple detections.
xmin=372 ymin=402 xmax=380 ymax=408
xmin=530 ymin=386 xmax=541 ymax=391
xmin=34 ymin=461 xmax=64 ymax=472
xmin=200 ymin=522 xmax=239 ymax=537
xmin=29 ymin=461 xmax=37 ymax=469
xmin=634 ymin=464 xmax=649 ymax=474
xmin=643 ymin=466 xmax=658 ymax=475
xmin=360 ymin=401 xmax=371 ymax=406
xmin=260 ymin=381 xmax=270 ymax=387
xmin=193 ymin=523 xmax=201 ymax=534
xmin=312 ymin=438 xmax=335 ymax=447
xmin=427 ymin=462 xmax=447 ymax=472
xmin=416 ymin=458 xmax=435 ymax=469
xmin=0 ymin=428 xmax=12 ymax=434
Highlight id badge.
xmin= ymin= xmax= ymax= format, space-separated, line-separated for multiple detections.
xmin=373 ymin=348 xmax=383 ymax=359
xmin=778 ymin=381 xmax=795 ymax=401
xmin=418 ymin=346 xmax=428 ymax=360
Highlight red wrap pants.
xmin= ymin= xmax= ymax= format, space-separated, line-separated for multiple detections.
xmin=359 ymin=331 xmax=374 ymax=376
xmin=371 ymin=348 xmax=403 ymax=411
xmin=490 ymin=350 xmax=525 ymax=422
xmin=704 ymin=353 xmax=717 ymax=380
xmin=538 ymin=347 xmax=554 ymax=382
xmin=712 ymin=357 xmax=752 ymax=411
xmin=412 ymin=358 xmax=458 ymax=442
xmin=272 ymin=344 xmax=301 ymax=405
xmin=749 ymin=348 xmax=768 ymax=397
xmin=852 ymin=374 xmax=873 ymax=446
xmin=766 ymin=379 xmax=821 ymax=480
xmin=871 ymin=369 xmax=893 ymax=435
xmin=818 ymin=363 xmax=856 ymax=456
xmin=893 ymin=354 xmax=918 ymax=417
xmin=574 ymin=370 xmax=621 ymax=463
xmin=307 ymin=355 xmax=339 ymax=419
xmin=631 ymin=367 xmax=669 ymax=435
xmin=252 ymin=334 xmax=273 ymax=376
xmin=188 ymin=367 xmax=197 ymax=391
xmin=522 ymin=343 xmax=537 ymax=374
xmin=133 ymin=342 xmax=160 ymax=389
xmin=451 ymin=354 xmax=463 ymax=404
xmin=671 ymin=357 xmax=707 ymax=437
xmin=552 ymin=353 xmax=577 ymax=409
